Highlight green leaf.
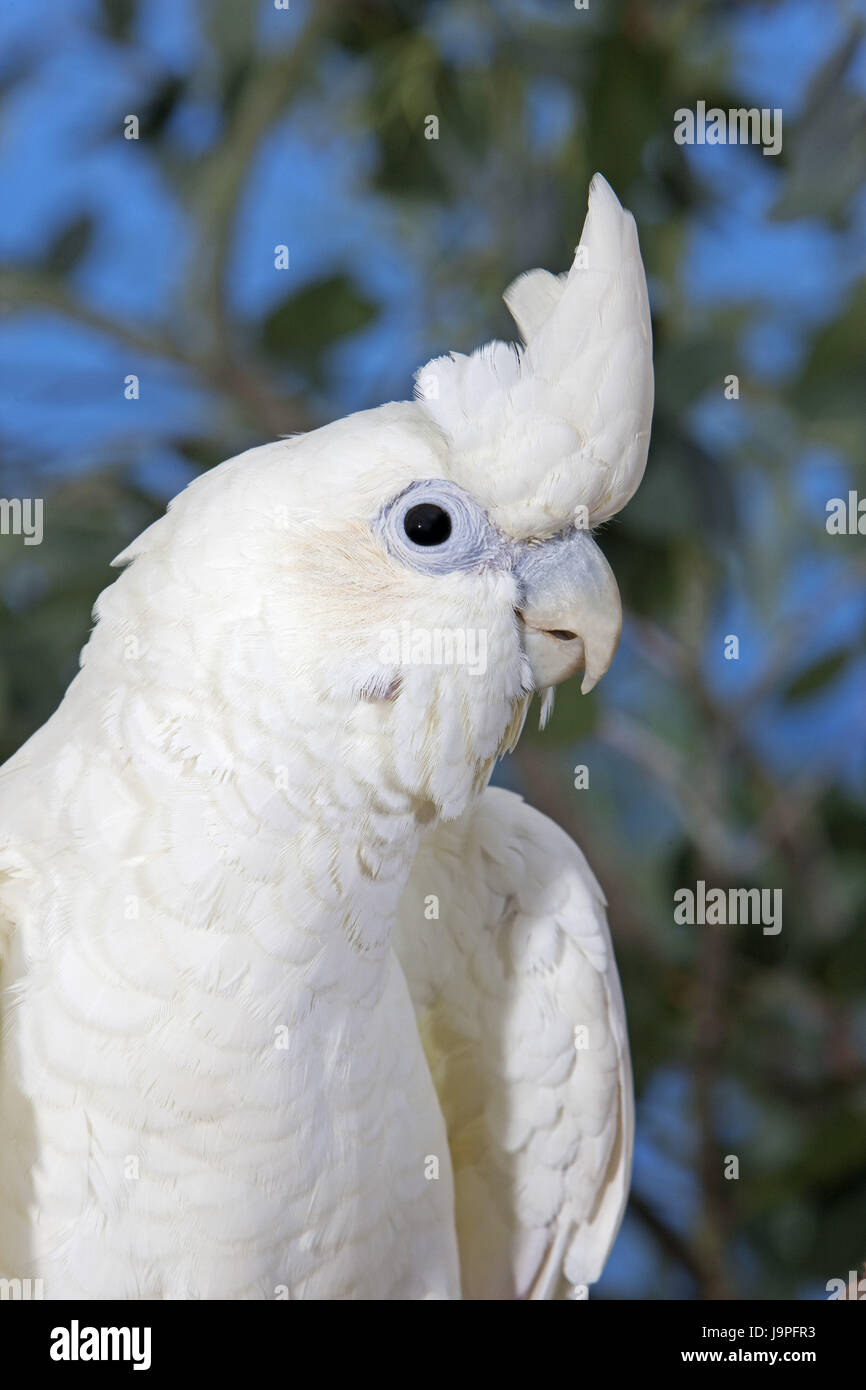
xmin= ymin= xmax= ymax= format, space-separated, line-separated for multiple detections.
xmin=333 ymin=1 xmax=418 ymax=56
xmin=599 ymin=525 xmax=679 ymax=618
xmin=43 ymin=216 xmax=95 ymax=276
xmin=520 ymin=684 xmax=597 ymax=745
xmin=137 ymin=76 xmax=186 ymax=142
xmin=97 ymin=0 xmax=137 ymax=42
xmin=790 ymin=281 xmax=866 ymax=453
xmin=771 ymin=26 xmax=866 ymax=225
xmin=783 ymin=650 xmax=851 ymax=703
xmin=260 ymin=274 xmax=379 ymax=383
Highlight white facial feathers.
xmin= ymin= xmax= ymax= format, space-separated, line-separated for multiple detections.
xmin=414 ymin=173 xmax=654 ymax=539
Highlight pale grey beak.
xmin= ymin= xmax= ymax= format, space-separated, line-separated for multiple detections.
xmin=513 ymin=530 xmax=622 ymax=693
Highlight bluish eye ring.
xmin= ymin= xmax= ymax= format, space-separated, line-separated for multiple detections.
xmin=375 ymin=480 xmax=506 ymax=575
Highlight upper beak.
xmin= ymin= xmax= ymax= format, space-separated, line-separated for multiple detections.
xmin=513 ymin=530 xmax=622 ymax=693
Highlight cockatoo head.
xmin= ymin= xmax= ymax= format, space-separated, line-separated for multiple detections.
xmin=107 ymin=175 xmax=652 ymax=820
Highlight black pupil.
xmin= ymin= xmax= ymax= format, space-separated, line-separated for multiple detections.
xmin=403 ymin=503 xmax=452 ymax=547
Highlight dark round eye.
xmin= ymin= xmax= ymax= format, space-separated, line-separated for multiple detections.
xmin=403 ymin=503 xmax=452 ymax=547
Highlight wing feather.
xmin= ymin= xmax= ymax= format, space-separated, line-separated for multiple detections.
xmin=394 ymin=785 xmax=633 ymax=1300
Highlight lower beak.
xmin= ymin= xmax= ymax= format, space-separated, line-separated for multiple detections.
xmin=513 ymin=530 xmax=622 ymax=693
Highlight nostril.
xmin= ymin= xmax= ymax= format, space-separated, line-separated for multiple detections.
xmin=545 ymin=629 xmax=578 ymax=642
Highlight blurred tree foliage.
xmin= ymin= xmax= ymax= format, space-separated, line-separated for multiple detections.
xmin=1 ymin=0 xmax=865 ymax=1299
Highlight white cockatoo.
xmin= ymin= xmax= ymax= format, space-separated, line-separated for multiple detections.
xmin=0 ymin=174 xmax=652 ymax=1300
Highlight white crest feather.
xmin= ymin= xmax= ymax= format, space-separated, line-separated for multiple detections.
xmin=415 ymin=174 xmax=654 ymax=538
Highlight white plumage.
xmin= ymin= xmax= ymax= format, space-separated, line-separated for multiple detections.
xmin=395 ymin=787 xmax=632 ymax=1299
xmin=418 ymin=172 xmax=653 ymax=535
xmin=0 ymin=175 xmax=652 ymax=1299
